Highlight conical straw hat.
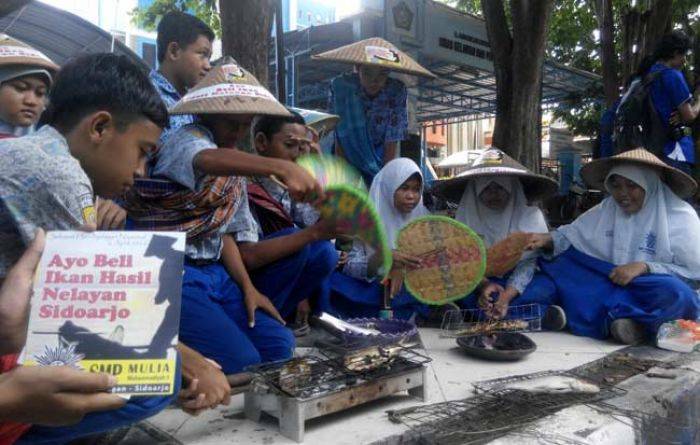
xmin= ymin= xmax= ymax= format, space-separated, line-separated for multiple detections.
xmin=433 ymin=148 xmax=559 ymax=202
xmin=0 ymin=34 xmax=58 ymax=72
xmin=289 ymin=106 xmax=339 ymax=135
xmin=581 ymin=148 xmax=697 ymax=198
xmin=170 ymin=57 xmax=290 ymax=117
xmin=312 ymin=37 xmax=435 ymax=79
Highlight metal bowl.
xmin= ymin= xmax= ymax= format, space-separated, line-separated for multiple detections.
xmin=330 ymin=318 xmax=418 ymax=346
xmin=456 ymin=332 xmax=536 ymax=361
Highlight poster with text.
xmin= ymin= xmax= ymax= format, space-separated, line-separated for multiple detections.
xmin=19 ymin=231 xmax=185 ymax=396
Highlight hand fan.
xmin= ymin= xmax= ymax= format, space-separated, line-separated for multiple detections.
xmin=297 ymin=155 xmax=391 ymax=277
xmin=484 ymin=232 xmax=531 ymax=278
xmin=397 ymin=216 xmax=486 ymax=305
xmin=296 ymin=154 xmax=365 ymax=191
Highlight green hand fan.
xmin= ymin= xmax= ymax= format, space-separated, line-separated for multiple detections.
xmin=397 ymin=215 xmax=486 ymax=305
xmin=297 ymin=155 xmax=391 ymax=277
xmin=296 ymin=154 xmax=365 ymax=191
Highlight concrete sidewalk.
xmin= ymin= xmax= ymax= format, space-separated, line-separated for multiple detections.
xmin=122 ymin=329 xmax=635 ymax=444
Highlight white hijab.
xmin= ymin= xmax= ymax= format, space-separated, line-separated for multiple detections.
xmin=456 ymin=177 xmax=549 ymax=248
xmin=557 ymin=164 xmax=700 ymax=280
xmin=369 ymin=158 xmax=430 ymax=248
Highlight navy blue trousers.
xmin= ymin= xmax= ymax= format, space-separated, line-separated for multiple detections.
xmin=539 ymin=247 xmax=700 ymax=339
xmin=179 ymin=229 xmax=337 ymax=374
xmin=322 ymin=271 xmax=430 ymax=320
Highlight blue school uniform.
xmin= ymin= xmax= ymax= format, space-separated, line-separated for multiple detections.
xmin=330 ymin=73 xmax=408 ymax=185
xmin=539 ymin=247 xmax=699 ymax=339
xmin=152 ymin=124 xmax=295 ymax=374
xmin=149 ymin=70 xmax=195 ymax=143
xmin=0 ymin=127 xmax=174 ymax=444
xmin=228 ymin=188 xmax=338 ymax=322
xmin=648 ymin=63 xmax=695 ymax=169
xmin=541 ymin=164 xmax=700 ymax=339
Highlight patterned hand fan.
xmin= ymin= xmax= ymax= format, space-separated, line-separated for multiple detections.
xmin=296 ymin=154 xmax=365 ymax=191
xmin=485 ymin=232 xmax=531 ymax=278
xmin=297 ymin=155 xmax=391 ymax=277
xmin=397 ymin=216 xmax=486 ymax=305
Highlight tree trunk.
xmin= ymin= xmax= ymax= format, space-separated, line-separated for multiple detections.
xmin=593 ymin=0 xmax=619 ymax=106
xmin=482 ymin=0 xmax=554 ymax=171
xmin=620 ymin=0 xmax=673 ymax=84
xmin=482 ymin=0 xmax=513 ymax=154
xmin=218 ymin=0 xmax=273 ymax=84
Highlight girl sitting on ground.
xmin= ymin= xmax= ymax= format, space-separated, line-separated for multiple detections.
xmin=436 ymin=148 xmax=566 ymax=330
xmin=321 ymin=157 xmax=432 ymax=320
xmin=527 ymin=148 xmax=700 ymax=344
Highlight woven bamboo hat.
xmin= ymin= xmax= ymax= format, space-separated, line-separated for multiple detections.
xmin=581 ymin=148 xmax=698 ymax=198
xmin=170 ymin=57 xmax=291 ymax=117
xmin=434 ymin=148 xmax=559 ymax=202
xmin=0 ymin=34 xmax=58 ymax=73
xmin=312 ymin=37 xmax=435 ymax=79
xmin=289 ymin=106 xmax=340 ymax=135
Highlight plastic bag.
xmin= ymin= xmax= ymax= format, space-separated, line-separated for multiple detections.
xmin=657 ymin=319 xmax=700 ymax=353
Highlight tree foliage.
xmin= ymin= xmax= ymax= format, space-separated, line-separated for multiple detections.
xmin=448 ymin=0 xmax=700 ymax=138
xmin=132 ymin=0 xmax=274 ymax=82
xmin=131 ymin=0 xmax=221 ymax=37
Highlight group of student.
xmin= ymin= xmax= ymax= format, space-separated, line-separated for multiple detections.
xmin=0 ymin=10 xmax=699 ymax=445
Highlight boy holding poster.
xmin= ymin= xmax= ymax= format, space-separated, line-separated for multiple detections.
xmin=0 ymin=53 xmax=180 ymax=443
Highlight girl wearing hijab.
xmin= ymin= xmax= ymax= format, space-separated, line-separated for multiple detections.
xmin=437 ymin=148 xmax=565 ymax=328
xmin=321 ymin=157 xmax=431 ymax=319
xmin=0 ymin=35 xmax=57 ymax=138
xmin=528 ymin=149 xmax=700 ymax=344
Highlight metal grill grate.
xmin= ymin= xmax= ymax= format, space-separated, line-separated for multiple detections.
xmin=388 ymin=371 xmax=624 ymax=445
xmin=440 ymin=303 xmax=542 ymax=338
xmin=247 ymin=342 xmax=431 ymax=400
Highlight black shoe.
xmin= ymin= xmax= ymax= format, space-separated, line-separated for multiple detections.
xmin=610 ymin=319 xmax=646 ymax=345
xmin=541 ymin=305 xmax=567 ymax=331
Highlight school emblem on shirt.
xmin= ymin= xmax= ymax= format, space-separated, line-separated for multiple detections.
xmin=223 ymin=64 xmax=245 ymax=83
xmin=365 ymin=46 xmax=401 ymax=67
xmin=639 ymin=232 xmax=656 ymax=255
xmin=79 ymin=193 xmax=96 ymax=225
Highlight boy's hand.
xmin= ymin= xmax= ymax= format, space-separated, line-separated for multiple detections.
xmin=277 ymin=161 xmax=322 ymax=204
xmin=178 ymin=378 xmax=207 ymax=416
xmin=96 ymin=198 xmax=127 ymax=230
xmin=243 ymin=285 xmax=285 ymax=328
xmin=609 ymin=262 xmax=648 ymax=286
xmin=0 ymin=229 xmax=44 ymax=353
xmin=0 ymin=366 xmax=125 ymax=426
xmin=311 ymin=218 xmax=348 ymax=241
xmin=179 ymin=357 xmax=230 ymax=414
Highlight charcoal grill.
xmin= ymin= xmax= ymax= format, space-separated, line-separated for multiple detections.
xmin=244 ymin=342 xmax=430 ymax=442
